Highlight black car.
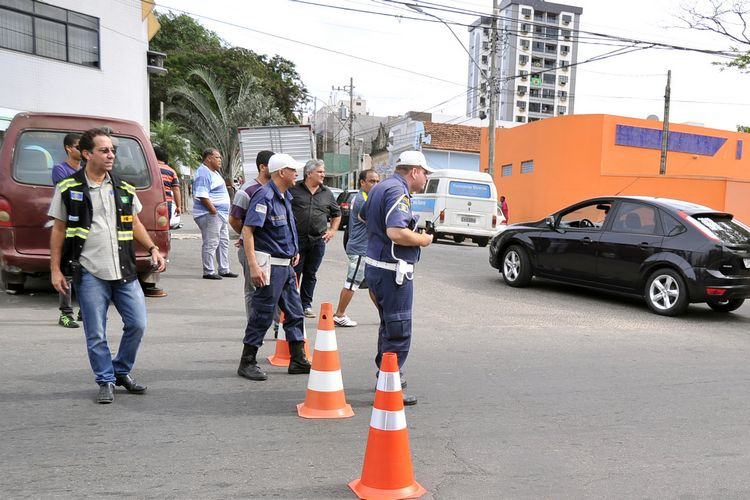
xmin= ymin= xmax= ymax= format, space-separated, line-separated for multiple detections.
xmin=489 ymin=196 xmax=750 ymax=316
xmin=336 ymin=190 xmax=359 ymax=231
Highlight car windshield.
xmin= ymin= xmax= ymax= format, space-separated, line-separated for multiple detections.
xmin=13 ymin=130 xmax=151 ymax=188
xmin=693 ymin=214 xmax=750 ymax=246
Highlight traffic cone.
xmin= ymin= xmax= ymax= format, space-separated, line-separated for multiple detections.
xmin=268 ymin=311 xmax=312 ymax=366
xmin=297 ymin=303 xmax=354 ymax=419
xmin=349 ymin=352 xmax=426 ymax=499
xmin=267 ymin=312 xmax=291 ymax=366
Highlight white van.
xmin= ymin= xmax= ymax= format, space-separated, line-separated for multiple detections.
xmin=412 ymin=169 xmax=504 ymax=247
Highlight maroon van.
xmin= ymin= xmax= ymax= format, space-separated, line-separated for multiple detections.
xmin=0 ymin=112 xmax=170 ymax=293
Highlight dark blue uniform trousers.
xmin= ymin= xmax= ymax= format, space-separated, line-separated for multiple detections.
xmin=365 ymin=265 xmax=413 ymax=370
xmin=244 ymin=264 xmax=305 ymax=347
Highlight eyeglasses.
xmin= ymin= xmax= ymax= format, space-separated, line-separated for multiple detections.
xmin=95 ymin=147 xmax=117 ymax=155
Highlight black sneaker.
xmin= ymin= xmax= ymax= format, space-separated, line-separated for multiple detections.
xmin=59 ymin=313 xmax=79 ymax=328
xmin=76 ymin=310 xmax=83 ymax=322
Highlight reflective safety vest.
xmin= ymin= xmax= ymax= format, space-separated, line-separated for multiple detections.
xmin=58 ymin=168 xmax=138 ymax=282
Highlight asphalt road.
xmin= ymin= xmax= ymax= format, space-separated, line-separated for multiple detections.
xmin=2 ymin=218 xmax=750 ymax=499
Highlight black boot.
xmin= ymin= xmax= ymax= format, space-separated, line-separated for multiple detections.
xmin=288 ymin=341 xmax=311 ymax=374
xmin=237 ymin=344 xmax=267 ymax=381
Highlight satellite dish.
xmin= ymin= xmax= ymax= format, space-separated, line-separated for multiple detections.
xmin=646 ymin=114 xmax=659 ymax=121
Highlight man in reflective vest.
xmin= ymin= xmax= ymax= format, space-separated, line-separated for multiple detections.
xmin=49 ymin=127 xmax=166 ymax=404
xmin=361 ymin=151 xmax=434 ymax=405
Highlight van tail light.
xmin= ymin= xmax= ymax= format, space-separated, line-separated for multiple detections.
xmin=492 ymin=214 xmax=497 ymax=228
xmin=0 ymin=196 xmax=12 ymax=227
xmin=341 ymin=202 xmax=350 ymax=210
xmin=439 ymin=210 xmax=445 ymax=223
xmin=155 ymin=202 xmax=169 ymax=230
xmin=706 ymin=288 xmax=727 ymax=296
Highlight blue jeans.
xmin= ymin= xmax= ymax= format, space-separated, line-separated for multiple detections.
xmin=77 ymin=268 xmax=147 ymax=385
xmin=293 ymin=238 xmax=326 ymax=309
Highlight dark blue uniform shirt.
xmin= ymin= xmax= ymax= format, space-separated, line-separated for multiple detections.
xmin=244 ymin=181 xmax=299 ymax=259
xmin=362 ymin=173 xmax=421 ymax=264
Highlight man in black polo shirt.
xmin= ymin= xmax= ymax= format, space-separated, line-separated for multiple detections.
xmin=289 ymin=159 xmax=341 ymax=318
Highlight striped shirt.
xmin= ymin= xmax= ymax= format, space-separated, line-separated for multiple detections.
xmin=158 ymin=161 xmax=180 ymax=203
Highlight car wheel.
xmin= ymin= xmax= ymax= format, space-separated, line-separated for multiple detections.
xmin=453 ymin=235 xmax=465 ymax=244
xmin=502 ymin=245 xmax=532 ymax=287
xmin=476 ymin=237 xmax=489 ymax=248
xmin=706 ymin=297 xmax=745 ymax=313
xmin=644 ymin=268 xmax=689 ymax=316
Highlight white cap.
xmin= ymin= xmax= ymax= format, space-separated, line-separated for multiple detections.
xmin=395 ymin=151 xmax=435 ymax=173
xmin=268 ymin=153 xmax=304 ymax=173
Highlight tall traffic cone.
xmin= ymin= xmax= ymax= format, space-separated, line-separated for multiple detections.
xmin=297 ymin=303 xmax=354 ymax=419
xmin=267 ymin=311 xmax=291 ymax=366
xmin=349 ymin=352 xmax=426 ymax=499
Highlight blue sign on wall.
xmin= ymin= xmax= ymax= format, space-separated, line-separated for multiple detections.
xmin=411 ymin=198 xmax=436 ymax=212
xmin=448 ymin=181 xmax=491 ymax=198
xmin=615 ymin=125 xmax=727 ymax=156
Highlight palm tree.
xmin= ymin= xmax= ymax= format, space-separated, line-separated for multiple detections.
xmin=167 ymin=68 xmax=285 ymax=181
xmin=150 ymin=119 xmax=195 ymax=170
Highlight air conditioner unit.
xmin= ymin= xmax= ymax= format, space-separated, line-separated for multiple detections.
xmin=518 ymin=91 xmax=526 ymax=95
xmin=560 ymin=81 xmax=566 ymax=85
xmin=560 ymin=96 xmax=567 ymax=101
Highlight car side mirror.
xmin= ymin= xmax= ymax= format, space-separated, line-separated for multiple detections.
xmin=545 ymin=216 xmax=555 ymax=229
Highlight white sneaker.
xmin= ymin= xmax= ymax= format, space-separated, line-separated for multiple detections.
xmin=303 ymin=307 xmax=316 ymax=318
xmin=334 ymin=315 xmax=358 ymax=327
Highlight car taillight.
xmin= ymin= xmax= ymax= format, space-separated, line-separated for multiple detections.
xmin=706 ymin=288 xmax=727 ymax=296
xmin=341 ymin=202 xmax=350 ymax=210
xmin=439 ymin=210 xmax=445 ymax=223
xmin=0 ymin=196 xmax=12 ymax=227
xmin=155 ymin=202 xmax=169 ymax=230
xmin=492 ymin=214 xmax=497 ymax=228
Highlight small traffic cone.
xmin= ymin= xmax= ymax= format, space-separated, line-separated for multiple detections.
xmin=268 ymin=311 xmax=313 ymax=366
xmin=267 ymin=312 xmax=291 ymax=366
xmin=349 ymin=352 xmax=426 ymax=499
xmin=297 ymin=303 xmax=354 ymax=419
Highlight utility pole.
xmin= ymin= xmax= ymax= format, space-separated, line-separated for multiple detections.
xmin=333 ymin=79 xmax=356 ymax=188
xmin=349 ymin=77 xmax=355 ymax=184
xmin=487 ymin=0 xmax=499 ymax=176
xmin=659 ymin=70 xmax=671 ymax=176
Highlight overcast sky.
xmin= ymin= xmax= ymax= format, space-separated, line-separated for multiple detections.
xmin=160 ymin=0 xmax=749 ymax=131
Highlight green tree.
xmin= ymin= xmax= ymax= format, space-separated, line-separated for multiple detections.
xmin=150 ymin=119 xmax=195 ymax=169
xmin=149 ymin=13 xmax=307 ymax=123
xmin=168 ymin=69 xmax=285 ymax=181
xmin=678 ymin=2 xmax=750 ymax=71
xmin=738 ymin=125 xmax=750 ymax=133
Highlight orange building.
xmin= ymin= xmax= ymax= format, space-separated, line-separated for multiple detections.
xmin=482 ymin=114 xmax=750 ymax=224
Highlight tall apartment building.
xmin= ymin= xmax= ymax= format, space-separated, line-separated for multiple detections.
xmin=466 ymin=0 xmax=583 ymax=124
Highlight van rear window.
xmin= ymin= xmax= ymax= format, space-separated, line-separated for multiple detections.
xmin=694 ymin=214 xmax=750 ymax=246
xmin=448 ymin=181 xmax=491 ymax=198
xmin=13 ymin=131 xmax=151 ymax=188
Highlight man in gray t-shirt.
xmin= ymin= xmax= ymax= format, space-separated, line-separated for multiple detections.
xmin=333 ymin=169 xmax=380 ymax=327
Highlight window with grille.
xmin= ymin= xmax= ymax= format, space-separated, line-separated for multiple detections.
xmin=521 ymin=160 xmax=534 ymax=174
xmin=0 ymin=0 xmax=99 ymax=67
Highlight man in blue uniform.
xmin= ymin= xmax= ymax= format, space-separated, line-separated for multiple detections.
xmin=238 ymin=153 xmax=311 ymax=381
xmin=362 ymin=151 xmax=434 ymax=405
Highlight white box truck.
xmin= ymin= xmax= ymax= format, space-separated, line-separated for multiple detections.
xmin=238 ymin=125 xmax=315 ymax=180
xmin=411 ymin=169 xmax=505 ymax=247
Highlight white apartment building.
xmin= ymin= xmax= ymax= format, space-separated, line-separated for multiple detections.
xmin=0 ymin=0 xmax=161 ymax=129
xmin=466 ymin=0 xmax=583 ymax=124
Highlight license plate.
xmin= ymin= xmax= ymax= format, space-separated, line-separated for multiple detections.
xmin=461 ymin=216 xmax=476 ymax=223
xmin=744 ymin=258 xmax=750 ymax=269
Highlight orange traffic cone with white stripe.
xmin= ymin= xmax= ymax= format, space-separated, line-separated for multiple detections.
xmin=349 ymin=352 xmax=426 ymax=499
xmin=297 ymin=303 xmax=354 ymax=419
xmin=268 ymin=311 xmax=312 ymax=366
xmin=267 ymin=311 xmax=291 ymax=366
